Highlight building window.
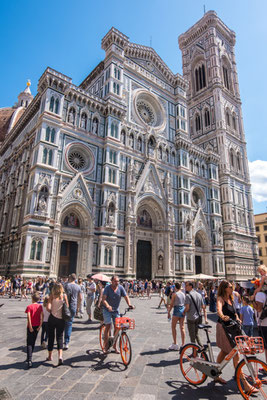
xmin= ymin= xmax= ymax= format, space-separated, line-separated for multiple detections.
xmin=232 ymin=114 xmax=236 ymax=130
xmin=195 ymin=64 xmax=206 ymax=92
xmin=116 ymin=246 xmax=124 ymax=267
xmin=42 ymin=148 xmax=53 ymax=165
xmin=256 ymin=226 xmax=259 ymax=232
xmin=30 ymin=239 xmax=43 ymax=261
xmin=113 ymin=82 xmax=120 ymax=95
xmin=104 ymin=247 xmax=112 ymax=265
xmin=109 ymin=150 xmax=117 ymax=164
xmin=223 ymin=66 xmax=230 ymax=90
xmin=258 ymin=236 xmax=261 ymax=243
xmin=265 ymin=236 xmax=267 ymax=242
xmin=204 ymin=109 xmax=210 ymax=127
xmin=108 ymin=169 xmax=116 ymax=184
xmin=55 ymin=98 xmax=59 ymax=114
xmin=259 ymin=248 xmax=262 ymax=257
xmin=49 ymin=97 xmax=55 ymax=112
xmin=111 ymin=123 xmax=118 ymax=138
xmin=45 ymin=127 xmax=55 ymax=143
xmin=195 ymin=114 xmax=201 ymax=132
xmin=264 ymin=225 xmax=267 ymax=231
xmin=226 ymin=110 xmax=230 ymax=126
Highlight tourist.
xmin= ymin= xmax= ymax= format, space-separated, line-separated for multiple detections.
xmin=25 ymin=292 xmax=43 ymax=368
xmin=20 ymin=278 xmax=28 ymax=301
xmin=47 ymin=283 xmax=68 ymax=365
xmin=86 ymin=275 xmax=96 ymax=322
xmin=184 ymin=281 xmax=205 ymax=347
xmin=102 ymin=275 xmax=133 ymax=354
xmin=41 ymin=296 xmax=50 ymax=348
xmin=253 ymin=289 xmax=267 ymax=362
xmin=167 ymin=282 xmax=185 ymax=351
xmin=240 ymin=296 xmax=254 ymax=337
xmin=76 ymin=277 xmax=85 ymax=318
xmin=64 ymin=273 xmax=82 ymax=349
xmin=209 ymin=285 xmax=217 ymax=312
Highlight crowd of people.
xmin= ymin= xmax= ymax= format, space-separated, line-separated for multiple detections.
xmin=1 ymin=264 xmax=267 ymax=389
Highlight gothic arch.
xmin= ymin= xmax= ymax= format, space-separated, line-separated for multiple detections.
xmin=60 ymin=202 xmax=93 ymax=233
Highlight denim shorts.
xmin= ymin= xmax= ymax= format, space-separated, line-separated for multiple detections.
xmin=173 ymin=305 xmax=185 ymax=318
xmin=103 ymin=308 xmax=119 ymax=325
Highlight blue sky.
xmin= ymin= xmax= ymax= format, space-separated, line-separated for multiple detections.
xmin=1 ymin=0 xmax=267 ymax=214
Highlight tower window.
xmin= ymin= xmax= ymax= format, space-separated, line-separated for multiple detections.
xmin=195 ymin=114 xmax=201 ymax=132
xmin=204 ymin=109 xmax=210 ymax=127
xmin=223 ymin=66 xmax=230 ymax=90
xmin=195 ymin=64 xmax=206 ymax=92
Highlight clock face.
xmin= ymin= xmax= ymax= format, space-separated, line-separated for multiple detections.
xmin=136 ymin=101 xmax=155 ymax=126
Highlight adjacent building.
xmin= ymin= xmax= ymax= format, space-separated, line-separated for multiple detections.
xmin=0 ymin=11 xmax=258 ymax=279
xmin=255 ymin=213 xmax=267 ymax=266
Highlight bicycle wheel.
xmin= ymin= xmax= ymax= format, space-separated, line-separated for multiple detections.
xmin=180 ymin=343 xmax=208 ymax=385
xmin=99 ymin=324 xmax=105 ymax=352
xmin=235 ymin=357 xmax=267 ymax=399
xmin=119 ymin=332 xmax=132 ymax=366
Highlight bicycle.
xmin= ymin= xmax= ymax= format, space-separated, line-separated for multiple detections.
xmin=99 ymin=307 xmax=135 ymax=366
xmin=180 ymin=321 xmax=267 ymax=399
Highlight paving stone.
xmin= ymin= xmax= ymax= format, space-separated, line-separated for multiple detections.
xmin=68 ymin=383 xmax=95 ymax=393
xmin=36 ymin=389 xmax=64 ymax=400
xmin=94 ymin=380 xmax=120 ymax=393
xmin=116 ymin=385 xmax=136 ymax=397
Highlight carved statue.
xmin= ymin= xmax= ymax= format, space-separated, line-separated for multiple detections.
xmin=92 ymin=118 xmax=98 ymax=134
xmin=81 ymin=114 xmax=87 ymax=129
xmin=68 ymin=109 xmax=74 ymax=124
xmin=158 ymin=255 xmax=163 ymax=270
xmin=38 ymin=195 xmax=47 ymax=211
xmin=107 ymin=206 xmax=115 ymax=227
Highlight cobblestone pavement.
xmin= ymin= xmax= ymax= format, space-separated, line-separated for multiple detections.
xmin=0 ymin=294 xmax=264 ymax=399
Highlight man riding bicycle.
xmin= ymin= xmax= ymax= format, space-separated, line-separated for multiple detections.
xmin=102 ymin=275 xmax=133 ymax=354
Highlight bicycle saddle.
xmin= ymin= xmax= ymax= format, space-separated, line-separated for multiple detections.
xmin=198 ymin=324 xmax=212 ymax=329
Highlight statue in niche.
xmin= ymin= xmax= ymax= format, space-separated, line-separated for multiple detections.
xmin=107 ymin=205 xmax=115 ymax=227
xmin=129 ymin=135 xmax=134 ymax=149
xmin=68 ymin=109 xmax=75 ymax=124
xmin=197 ymin=198 xmax=202 ymax=208
xmin=158 ymin=255 xmax=163 ymax=270
xmin=81 ymin=113 xmax=87 ymax=129
xmin=92 ymin=118 xmax=98 ymax=134
xmin=186 ymin=221 xmax=191 ymax=240
xmin=38 ymin=195 xmax=47 ymax=211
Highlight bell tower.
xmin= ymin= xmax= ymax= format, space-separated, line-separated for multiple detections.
xmin=179 ymin=11 xmax=258 ymax=280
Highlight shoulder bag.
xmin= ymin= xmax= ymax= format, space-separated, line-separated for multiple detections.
xmin=62 ymin=295 xmax=72 ymax=321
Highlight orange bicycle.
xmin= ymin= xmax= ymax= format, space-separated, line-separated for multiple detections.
xmin=180 ymin=322 xmax=267 ymax=399
xmin=99 ymin=307 xmax=135 ymax=366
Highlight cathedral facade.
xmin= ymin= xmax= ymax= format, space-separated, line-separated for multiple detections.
xmin=0 ymin=11 xmax=258 ymax=280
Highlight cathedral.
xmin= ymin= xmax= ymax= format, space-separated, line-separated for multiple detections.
xmin=0 ymin=11 xmax=258 ymax=280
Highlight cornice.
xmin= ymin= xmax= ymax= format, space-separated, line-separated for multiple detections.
xmin=79 ymin=61 xmax=105 ymax=90
xmin=175 ymin=132 xmax=219 ymax=163
xmin=178 ymin=10 xmax=236 ymax=50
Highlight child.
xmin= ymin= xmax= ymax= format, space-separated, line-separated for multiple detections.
xmin=41 ymin=296 xmax=50 ymax=348
xmin=240 ymin=296 xmax=254 ymax=337
xmin=251 ymin=265 xmax=267 ymax=300
xmin=25 ymin=292 xmax=43 ymax=368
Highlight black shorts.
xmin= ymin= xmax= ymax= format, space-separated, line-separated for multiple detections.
xmin=259 ymin=326 xmax=267 ymax=349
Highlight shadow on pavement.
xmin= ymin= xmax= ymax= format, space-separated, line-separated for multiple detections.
xmin=140 ymin=348 xmax=171 ymax=356
xmin=166 ymin=379 xmax=239 ymax=400
xmin=63 ymin=349 xmax=127 ymax=372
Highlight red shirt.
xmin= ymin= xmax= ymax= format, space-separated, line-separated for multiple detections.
xmin=25 ymin=303 xmax=43 ymax=327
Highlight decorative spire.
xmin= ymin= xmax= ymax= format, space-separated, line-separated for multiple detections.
xmin=16 ymin=79 xmax=33 ymax=108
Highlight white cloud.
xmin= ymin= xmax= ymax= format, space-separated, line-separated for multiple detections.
xmin=248 ymin=160 xmax=267 ymax=202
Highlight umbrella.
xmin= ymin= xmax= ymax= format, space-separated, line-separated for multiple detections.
xmin=189 ymin=273 xmax=216 ymax=280
xmin=91 ymin=273 xmax=111 ymax=282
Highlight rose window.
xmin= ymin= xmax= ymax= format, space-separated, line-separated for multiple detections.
xmin=136 ymin=101 xmax=155 ymax=126
xmin=133 ymin=90 xmax=166 ymax=130
xmin=65 ymin=142 xmax=95 ymax=174
xmin=68 ymin=151 xmax=86 ymax=170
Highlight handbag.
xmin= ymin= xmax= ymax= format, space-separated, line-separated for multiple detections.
xmin=222 ymin=319 xmax=242 ymax=348
xmin=94 ymin=305 xmax=104 ymax=321
xmin=62 ymin=298 xmax=72 ymax=321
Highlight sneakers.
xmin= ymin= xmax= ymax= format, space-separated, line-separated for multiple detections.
xmin=64 ymin=344 xmax=69 ymax=350
xmin=168 ymin=343 xmax=179 ymax=351
xmin=27 ymin=361 xmax=32 ymax=369
xmin=41 ymin=341 xmax=46 ymax=349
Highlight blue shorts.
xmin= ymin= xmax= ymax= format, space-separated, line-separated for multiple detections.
xmin=103 ymin=308 xmax=119 ymax=325
xmin=173 ymin=305 xmax=185 ymax=318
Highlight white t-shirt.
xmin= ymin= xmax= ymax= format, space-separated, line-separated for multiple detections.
xmin=255 ymin=292 xmax=267 ymax=327
xmin=87 ymin=282 xmax=96 ymax=298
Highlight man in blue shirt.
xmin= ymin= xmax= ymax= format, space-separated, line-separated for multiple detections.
xmin=102 ymin=275 xmax=133 ymax=353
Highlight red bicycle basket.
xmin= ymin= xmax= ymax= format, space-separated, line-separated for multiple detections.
xmin=235 ymin=336 xmax=264 ymax=355
xmin=115 ymin=317 xmax=135 ymax=330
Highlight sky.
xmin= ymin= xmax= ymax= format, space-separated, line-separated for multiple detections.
xmin=0 ymin=0 xmax=267 ymax=214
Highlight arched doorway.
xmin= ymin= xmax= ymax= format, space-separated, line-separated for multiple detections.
xmin=137 ymin=240 xmax=152 ymax=279
xmin=58 ymin=212 xmax=81 ymax=277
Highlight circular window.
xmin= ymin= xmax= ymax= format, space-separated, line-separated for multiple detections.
xmin=65 ymin=143 xmax=95 ymax=174
xmin=133 ymin=90 xmax=166 ymax=130
xmin=68 ymin=151 xmax=86 ymax=170
xmin=136 ymin=101 xmax=156 ymax=126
